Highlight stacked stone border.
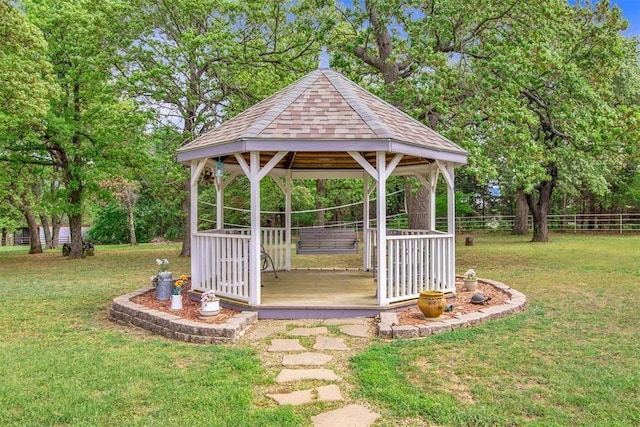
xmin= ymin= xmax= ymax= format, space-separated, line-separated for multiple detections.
xmin=377 ymin=278 xmax=527 ymax=339
xmin=109 ymin=286 xmax=257 ymax=344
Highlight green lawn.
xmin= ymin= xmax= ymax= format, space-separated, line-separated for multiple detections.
xmin=1 ymin=234 xmax=639 ymax=426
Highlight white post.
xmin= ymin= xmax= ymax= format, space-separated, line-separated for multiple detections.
xmin=216 ymin=177 xmax=224 ymax=230
xmin=249 ymin=151 xmax=261 ymax=304
xmin=285 ymin=171 xmax=292 ymax=270
xmin=429 ymin=163 xmax=438 ymax=232
xmin=363 ymin=173 xmax=370 ymax=271
xmin=376 ymin=152 xmax=388 ymax=306
xmin=190 ymin=161 xmax=200 ymax=287
xmin=446 ymin=163 xmax=456 ymax=293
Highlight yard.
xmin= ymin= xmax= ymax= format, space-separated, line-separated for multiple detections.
xmin=0 ymin=234 xmax=638 ymax=426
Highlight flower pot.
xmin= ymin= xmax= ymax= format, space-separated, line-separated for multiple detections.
xmin=170 ymin=294 xmax=183 ymax=310
xmin=155 ymin=272 xmax=174 ymax=300
xmin=417 ymin=290 xmax=446 ymax=318
xmin=200 ymin=298 xmax=220 ymax=317
xmin=464 ymin=279 xmax=478 ymax=292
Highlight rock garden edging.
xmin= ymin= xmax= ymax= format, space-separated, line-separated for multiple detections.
xmin=109 ymin=286 xmax=257 ymax=344
xmin=377 ymin=278 xmax=527 ymax=339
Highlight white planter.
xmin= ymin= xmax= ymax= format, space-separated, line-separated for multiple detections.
xmin=170 ymin=294 xmax=183 ymax=310
xmin=200 ymin=298 xmax=220 ymax=316
xmin=464 ymin=280 xmax=478 ymax=292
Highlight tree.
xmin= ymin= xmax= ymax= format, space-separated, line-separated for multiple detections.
xmin=468 ymin=0 xmax=639 ymax=241
xmin=23 ymin=0 xmax=147 ymax=257
xmin=100 ymin=178 xmax=142 ymax=245
xmin=0 ymin=1 xmax=52 ymax=137
xmin=331 ymin=0 xmax=519 ymax=229
xmin=122 ymin=0 xmax=332 ymax=256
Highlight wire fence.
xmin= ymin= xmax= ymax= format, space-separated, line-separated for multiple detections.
xmin=438 ymin=213 xmax=640 ymax=234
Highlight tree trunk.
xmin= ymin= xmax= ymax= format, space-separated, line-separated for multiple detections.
xmin=315 ymin=179 xmax=326 ymax=226
xmin=404 ymin=178 xmax=429 ymax=229
xmin=512 ymin=189 xmax=529 ymax=235
xmin=525 ymin=164 xmax=557 ymax=243
xmin=126 ymin=196 xmax=137 ymax=246
xmin=179 ymin=178 xmax=190 ymax=257
xmin=69 ymin=212 xmax=84 ymax=258
xmin=40 ymin=213 xmax=53 ymax=249
xmin=51 ymin=213 xmax=61 ymax=248
xmin=25 ymin=208 xmax=43 ymax=254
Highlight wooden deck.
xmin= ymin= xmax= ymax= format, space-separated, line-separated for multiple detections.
xmin=261 ymin=269 xmax=377 ymax=307
xmin=222 ymin=269 xmax=415 ymax=319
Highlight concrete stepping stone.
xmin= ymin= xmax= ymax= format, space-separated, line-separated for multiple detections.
xmin=324 ymin=317 xmax=370 ymax=326
xmin=266 ymin=388 xmax=314 ymax=406
xmin=339 ymin=324 xmax=370 ymax=337
xmin=276 ymin=368 xmax=340 ymax=383
xmin=268 ymin=339 xmax=305 ymax=352
xmin=313 ymin=336 xmax=349 ymax=351
xmin=282 ymin=352 xmax=333 ymax=366
xmin=316 ymin=384 xmax=344 ymax=402
xmin=288 ymin=327 xmax=328 ymax=336
xmin=311 ymin=404 xmax=380 ymax=427
xmin=245 ymin=325 xmax=287 ymax=340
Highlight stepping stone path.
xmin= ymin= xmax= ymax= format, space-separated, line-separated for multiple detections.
xmin=243 ymin=319 xmax=381 ymax=426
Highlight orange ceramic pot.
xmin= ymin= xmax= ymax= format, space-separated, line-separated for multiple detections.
xmin=417 ymin=290 xmax=446 ymax=318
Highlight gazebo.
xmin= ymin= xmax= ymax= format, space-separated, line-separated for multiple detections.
xmin=177 ymin=68 xmax=467 ymax=318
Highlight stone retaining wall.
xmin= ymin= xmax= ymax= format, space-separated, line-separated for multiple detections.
xmin=377 ymin=278 xmax=527 ymax=339
xmin=109 ymin=287 xmax=257 ymax=344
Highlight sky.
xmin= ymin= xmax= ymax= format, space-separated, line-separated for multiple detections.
xmin=614 ymin=0 xmax=640 ymax=36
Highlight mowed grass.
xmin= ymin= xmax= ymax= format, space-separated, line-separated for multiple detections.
xmin=351 ymin=233 xmax=640 ymax=426
xmin=0 ymin=244 xmax=303 ymax=426
xmin=0 ymin=234 xmax=639 ymax=426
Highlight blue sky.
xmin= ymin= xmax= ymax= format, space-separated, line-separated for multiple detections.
xmin=614 ymin=0 xmax=640 ymax=36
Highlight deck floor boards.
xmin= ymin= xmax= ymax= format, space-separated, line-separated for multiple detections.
xmin=260 ymin=270 xmax=378 ymax=307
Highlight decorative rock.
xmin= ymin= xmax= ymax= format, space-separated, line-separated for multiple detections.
xmin=339 ymin=324 xmax=370 ymax=337
xmin=245 ymin=325 xmax=287 ymax=340
xmin=313 ymin=336 xmax=349 ymax=351
xmin=316 ymin=384 xmax=344 ymax=402
xmin=275 ymin=368 xmax=340 ymax=383
xmin=377 ymin=323 xmax=393 ymax=339
xmin=289 ymin=327 xmax=328 ymax=336
xmin=392 ymin=325 xmax=419 ymax=339
xmin=311 ymin=404 xmax=380 ymax=427
xmin=323 ymin=317 xmax=370 ymax=326
xmin=282 ymin=352 xmax=333 ymax=366
xmin=268 ymin=339 xmax=305 ymax=352
xmin=267 ymin=389 xmax=314 ymax=406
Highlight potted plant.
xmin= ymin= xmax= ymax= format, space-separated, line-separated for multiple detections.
xmin=170 ymin=275 xmax=187 ymax=310
xmin=463 ymin=269 xmax=478 ymax=292
xmin=200 ymin=290 xmax=220 ymax=316
xmin=152 ymin=258 xmax=173 ymax=300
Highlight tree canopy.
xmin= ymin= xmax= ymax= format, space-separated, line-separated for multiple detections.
xmin=1 ymin=0 xmax=639 ymax=253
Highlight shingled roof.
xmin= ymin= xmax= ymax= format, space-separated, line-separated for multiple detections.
xmin=177 ymin=68 xmax=467 ymax=173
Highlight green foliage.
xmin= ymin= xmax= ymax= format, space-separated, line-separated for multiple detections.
xmin=0 ymin=1 xmax=53 ymax=138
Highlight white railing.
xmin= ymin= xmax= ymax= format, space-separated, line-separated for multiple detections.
xmin=191 ymin=228 xmax=286 ymax=303
xmin=261 ymin=227 xmax=286 ymax=270
xmin=192 ymin=230 xmax=250 ymax=302
xmin=367 ymin=228 xmax=455 ymax=303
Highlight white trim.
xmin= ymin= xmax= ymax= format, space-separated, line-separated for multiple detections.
xmin=249 ymin=151 xmax=261 ymax=304
xmin=348 ymin=151 xmax=378 ymax=180
xmin=258 ymin=151 xmax=288 ymax=180
xmin=190 ymin=159 xmax=207 ymax=187
xmin=234 ymin=153 xmax=250 ymax=176
xmin=376 ymin=151 xmax=388 ymax=306
xmin=384 ymin=153 xmax=404 ymax=179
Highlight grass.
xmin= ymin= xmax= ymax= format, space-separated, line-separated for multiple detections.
xmin=351 ymin=233 xmax=640 ymax=426
xmin=1 ymin=234 xmax=639 ymax=426
xmin=0 ymin=244 xmax=303 ymax=426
